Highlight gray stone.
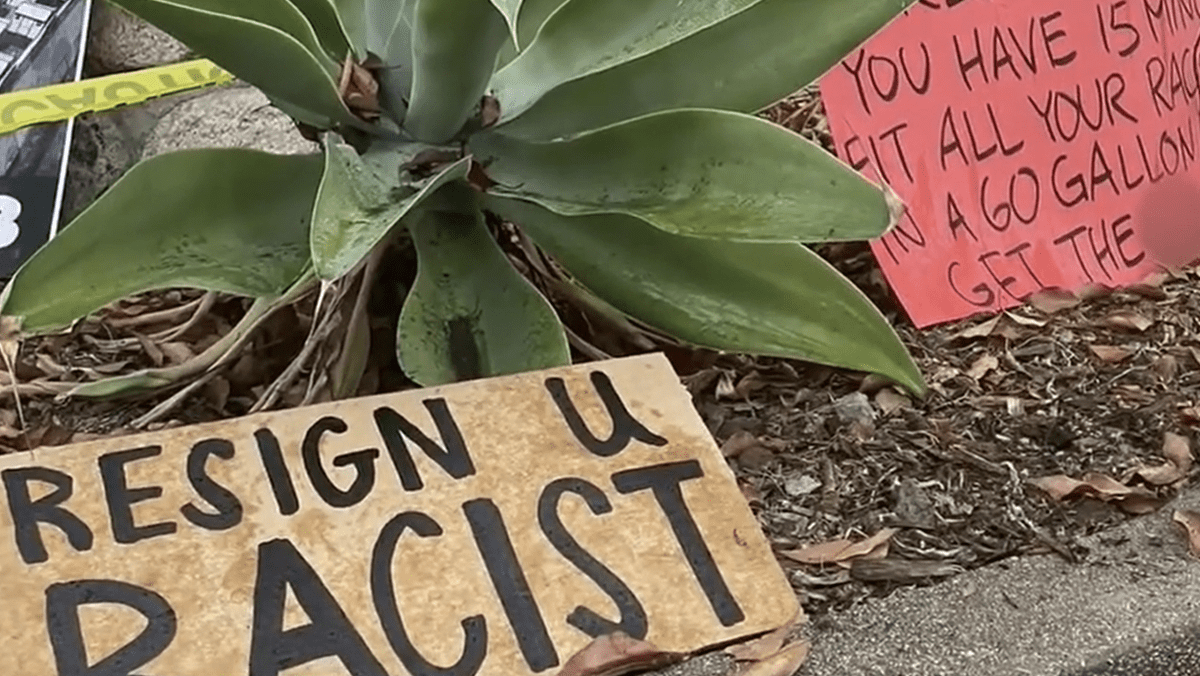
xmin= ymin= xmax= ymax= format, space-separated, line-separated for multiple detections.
xmin=61 ymin=97 xmax=177 ymax=222
xmin=784 ymin=474 xmax=822 ymax=497
xmin=833 ymin=392 xmax=875 ymax=426
xmin=140 ymin=85 xmax=318 ymax=159
xmin=85 ymin=1 xmax=190 ymax=74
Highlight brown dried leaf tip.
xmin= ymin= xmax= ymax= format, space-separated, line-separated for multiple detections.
xmin=735 ymin=641 xmax=811 ymax=676
xmin=1030 ymin=472 xmax=1166 ymax=515
xmin=1131 ymin=432 xmax=1193 ymax=487
xmin=338 ymin=53 xmax=381 ymax=122
xmin=1026 ymin=287 xmax=1080 ymax=314
xmin=556 ymin=633 xmax=681 ymax=676
xmin=725 ymin=604 xmax=805 ymax=662
xmin=780 ymin=528 xmax=896 ymax=568
xmin=1173 ymin=509 xmax=1200 ymax=559
xmin=481 ymin=95 xmax=501 ymax=128
xmin=1089 ymin=345 xmax=1133 ymax=364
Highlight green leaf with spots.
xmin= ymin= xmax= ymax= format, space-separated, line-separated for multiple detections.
xmin=398 ymin=183 xmax=569 ymax=385
xmin=1 ymin=149 xmax=322 ymax=335
xmin=486 ymin=196 xmax=925 ymax=395
xmin=309 ymin=135 xmax=471 ymax=279
xmin=473 ymin=108 xmax=898 ymax=243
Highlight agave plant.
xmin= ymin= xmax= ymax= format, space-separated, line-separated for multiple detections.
xmin=0 ymin=0 xmax=926 ymax=399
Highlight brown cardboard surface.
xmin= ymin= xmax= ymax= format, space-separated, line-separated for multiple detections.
xmin=0 ymin=353 xmax=796 ymax=676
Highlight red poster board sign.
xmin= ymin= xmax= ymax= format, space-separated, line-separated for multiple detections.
xmin=820 ymin=0 xmax=1196 ymax=327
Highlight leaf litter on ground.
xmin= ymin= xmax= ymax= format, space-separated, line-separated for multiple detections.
xmin=0 ymin=90 xmax=1198 ymax=630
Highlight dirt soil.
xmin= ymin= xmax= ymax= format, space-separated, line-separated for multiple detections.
xmin=2 ymin=89 xmax=1198 ymax=622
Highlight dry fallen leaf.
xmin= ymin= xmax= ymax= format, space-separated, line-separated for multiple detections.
xmin=965 ymin=354 xmax=1000 ymax=380
xmin=556 ymin=633 xmax=680 ymax=676
xmin=134 ymin=333 xmax=165 ymax=367
xmin=726 ymin=605 xmax=804 ymax=662
xmin=721 ymin=430 xmax=763 ymax=459
xmin=160 ymin=342 xmax=196 ymax=365
xmin=1127 ymin=283 xmax=1169 ymax=300
xmin=735 ymin=641 xmax=811 ymax=676
xmin=1077 ymin=283 xmax=1113 ymax=300
xmin=1101 ymin=311 xmax=1154 ymax=332
xmin=1173 ymin=509 xmax=1200 ymax=558
xmin=734 ymin=371 xmax=768 ymax=399
xmin=1031 ymin=473 xmax=1165 ymax=514
xmin=1153 ymin=355 xmax=1180 ymax=381
xmin=858 ymin=373 xmax=893 ymax=395
xmin=1134 ymin=432 xmax=1193 ymax=485
xmin=1027 ymin=287 xmax=1080 ymax=314
xmin=1003 ymin=311 xmax=1047 ymax=327
xmin=781 ymin=528 xmax=897 ymax=567
xmin=682 ymin=368 xmax=721 ymax=396
xmin=953 ymin=315 xmax=1002 ymax=339
xmin=1089 ymin=345 xmax=1133 ymax=363
xmin=875 ymin=388 xmax=910 ymax=415
xmin=1030 ymin=474 xmax=1090 ymax=501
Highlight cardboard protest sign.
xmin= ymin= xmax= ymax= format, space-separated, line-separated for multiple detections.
xmin=820 ymin=0 xmax=1193 ymax=327
xmin=0 ymin=353 xmax=797 ymax=676
xmin=0 ymin=0 xmax=90 ymax=280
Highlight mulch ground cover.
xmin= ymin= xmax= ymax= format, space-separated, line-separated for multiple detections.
xmin=2 ymin=88 xmax=1197 ymax=619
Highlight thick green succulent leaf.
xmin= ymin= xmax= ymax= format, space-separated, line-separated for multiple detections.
xmin=333 ymin=0 xmax=369 ymax=56
xmin=473 ymin=108 xmax=897 ymax=243
xmin=0 ymin=150 xmax=323 ymax=335
xmin=496 ymin=33 xmax=519 ymax=70
xmin=398 ymin=183 xmax=569 ymax=386
xmin=514 ymin=0 xmax=566 ymax=49
xmin=366 ymin=0 xmax=414 ymax=54
xmin=114 ymin=0 xmax=351 ymax=123
xmin=491 ymin=0 xmax=755 ymax=123
xmin=496 ymin=0 xmax=916 ymax=140
xmin=118 ymin=0 xmax=332 ymax=62
xmin=289 ymin=0 xmax=353 ymax=59
xmin=310 ymin=137 xmax=471 ymax=279
xmin=489 ymin=0 xmax=522 ymax=43
xmin=371 ymin=0 xmax=416 ymax=122
xmin=486 ymin=196 xmax=925 ymax=395
xmin=405 ymin=0 xmax=510 ymax=143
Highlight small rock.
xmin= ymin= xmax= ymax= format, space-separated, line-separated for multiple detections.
xmin=894 ymin=478 xmax=939 ymax=528
xmin=833 ymin=392 xmax=875 ymax=426
xmin=738 ymin=445 xmax=776 ymax=471
xmin=142 ymin=85 xmax=318 ymax=158
xmin=783 ymin=474 xmax=822 ymax=497
xmin=87 ymin=1 xmax=190 ymax=74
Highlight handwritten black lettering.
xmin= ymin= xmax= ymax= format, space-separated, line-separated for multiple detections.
xmin=302 ymin=416 xmax=379 ymax=508
xmin=464 ymin=499 xmax=558 ymax=672
xmin=371 ymin=511 xmax=487 ymax=676
xmin=2 ymin=466 xmax=93 ymax=565
xmin=612 ymin=461 xmax=745 ymax=627
xmin=46 ymin=580 xmax=176 ymax=676
xmin=254 ymin=428 xmax=300 ymax=516
xmin=539 ymin=478 xmax=648 ymax=639
xmin=545 ymin=371 xmax=667 ymax=458
xmin=374 ymin=398 xmax=477 ymax=491
xmin=249 ymin=538 xmax=388 ymax=676
xmin=1097 ymin=1 xmax=1142 ymax=56
xmin=99 ymin=447 xmax=177 ymax=545
xmin=180 ymin=438 xmax=242 ymax=531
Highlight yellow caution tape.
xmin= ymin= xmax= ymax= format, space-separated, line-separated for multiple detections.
xmin=0 ymin=58 xmax=235 ymax=137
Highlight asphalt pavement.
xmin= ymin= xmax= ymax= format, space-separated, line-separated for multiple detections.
xmin=656 ymin=483 xmax=1200 ymax=676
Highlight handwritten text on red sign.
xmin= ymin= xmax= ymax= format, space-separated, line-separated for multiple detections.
xmin=820 ymin=0 xmax=1196 ymax=326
